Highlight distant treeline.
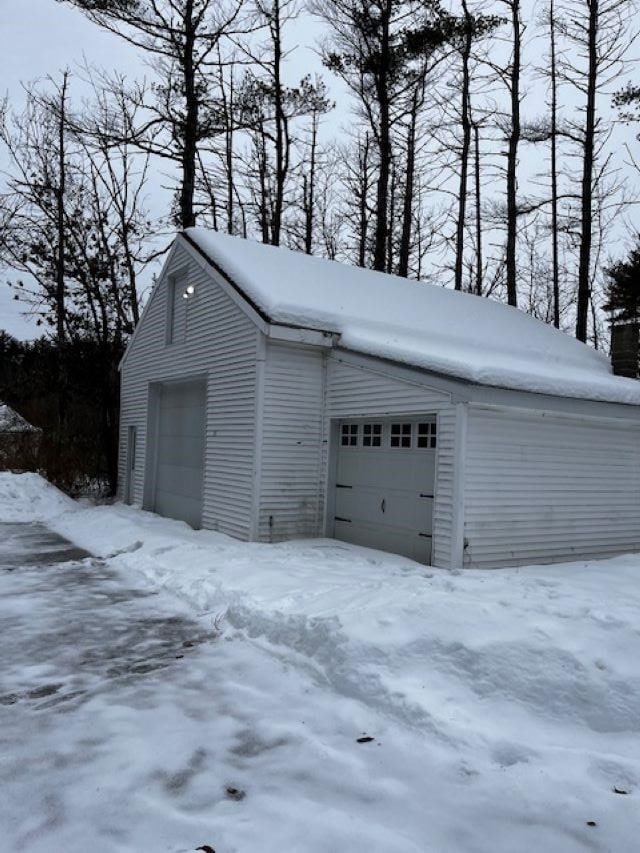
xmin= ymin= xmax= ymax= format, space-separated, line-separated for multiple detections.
xmin=2 ymin=0 xmax=640 ymax=497
xmin=2 ymin=0 xmax=640 ymax=352
xmin=0 ymin=332 xmax=122 ymax=495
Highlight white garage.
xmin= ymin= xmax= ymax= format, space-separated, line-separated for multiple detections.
xmin=151 ymin=380 xmax=206 ymax=529
xmin=119 ymin=228 xmax=640 ymax=569
xmin=332 ymin=418 xmax=437 ymax=563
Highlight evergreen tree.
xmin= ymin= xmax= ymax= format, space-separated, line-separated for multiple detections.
xmin=604 ymin=238 xmax=640 ymax=323
xmin=315 ymin=0 xmax=461 ymax=272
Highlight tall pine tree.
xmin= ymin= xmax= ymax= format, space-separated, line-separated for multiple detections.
xmin=604 ymin=238 xmax=640 ymax=323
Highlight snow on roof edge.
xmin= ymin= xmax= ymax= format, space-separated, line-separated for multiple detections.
xmin=182 ymin=229 xmax=640 ymax=408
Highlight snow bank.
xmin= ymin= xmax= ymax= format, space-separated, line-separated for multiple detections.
xmin=5 ymin=473 xmax=640 ymax=850
xmin=0 ymin=472 xmax=75 ymax=521
xmin=0 ymin=402 xmax=40 ymax=433
xmin=185 ymin=228 xmax=640 ymax=405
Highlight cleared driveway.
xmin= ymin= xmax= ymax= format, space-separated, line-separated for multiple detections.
xmin=3 ymin=507 xmax=638 ymax=853
xmin=0 ymin=523 xmax=240 ymax=852
xmin=0 ymin=521 xmax=407 ymax=853
xmin=0 ymin=523 xmax=214 ymax=712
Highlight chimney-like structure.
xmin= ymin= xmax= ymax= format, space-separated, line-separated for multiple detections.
xmin=611 ymin=322 xmax=640 ymax=378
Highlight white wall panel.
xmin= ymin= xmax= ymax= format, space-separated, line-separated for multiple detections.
xmin=258 ymin=342 xmax=325 ymax=540
xmin=255 ymin=348 xmax=460 ymax=566
xmin=325 ymin=355 xmax=458 ymax=568
xmin=464 ymin=406 xmax=640 ymax=567
xmin=119 ymin=242 xmax=258 ymax=540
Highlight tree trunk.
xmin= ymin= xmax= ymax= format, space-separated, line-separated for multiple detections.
xmin=576 ymin=0 xmax=598 ymax=343
xmin=179 ymin=0 xmax=198 ymax=229
xmin=221 ymin=62 xmax=236 ymax=235
xmin=304 ymin=111 xmax=318 ymax=254
xmin=455 ymin=3 xmax=473 ymax=291
xmin=258 ymin=124 xmax=270 ymax=244
xmin=549 ymin=0 xmax=560 ymax=328
xmin=358 ymin=134 xmax=371 ymax=267
xmin=398 ymin=89 xmax=418 ymax=278
xmin=55 ymin=72 xmax=70 ymax=438
xmin=386 ymin=163 xmax=396 ymax=273
xmin=505 ymin=0 xmax=521 ymax=307
xmin=373 ymin=0 xmax=392 ymax=272
xmin=56 ymin=72 xmax=69 ymax=346
xmin=272 ymin=0 xmax=286 ymax=246
xmin=473 ymin=118 xmax=483 ymax=296
xmin=101 ymin=341 xmax=121 ymax=496
xmin=227 ymin=77 xmax=235 ymax=234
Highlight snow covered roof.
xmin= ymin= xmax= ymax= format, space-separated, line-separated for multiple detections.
xmin=184 ymin=228 xmax=640 ymax=406
xmin=0 ymin=403 xmax=40 ymax=434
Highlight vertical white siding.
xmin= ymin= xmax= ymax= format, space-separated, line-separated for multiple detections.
xmin=119 ymin=243 xmax=258 ymax=540
xmin=431 ymin=406 xmax=459 ymax=568
xmin=258 ymin=341 xmax=325 ymax=540
xmin=325 ymin=355 xmax=458 ymax=568
xmin=464 ymin=405 xmax=640 ymax=568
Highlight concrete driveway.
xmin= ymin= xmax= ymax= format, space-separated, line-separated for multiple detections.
xmin=0 ymin=520 xmax=424 ymax=853
xmin=3 ymin=489 xmax=640 ymax=853
xmin=0 ymin=522 xmax=215 ymax=714
xmin=0 ymin=523 xmax=229 ymax=852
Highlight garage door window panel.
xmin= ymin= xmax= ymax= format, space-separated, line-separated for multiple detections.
xmin=391 ymin=423 xmax=412 ymax=448
xmin=341 ymin=423 xmax=359 ymax=446
xmin=418 ymin=421 xmax=437 ymax=449
xmin=362 ymin=423 xmax=382 ymax=447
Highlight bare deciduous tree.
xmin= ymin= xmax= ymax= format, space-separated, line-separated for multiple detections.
xmin=559 ymin=0 xmax=638 ymax=341
xmin=59 ymin=0 xmax=246 ymax=228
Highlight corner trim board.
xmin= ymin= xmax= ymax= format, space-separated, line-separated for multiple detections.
xmin=250 ymin=330 xmax=267 ymax=541
xmin=450 ymin=402 xmax=468 ymax=569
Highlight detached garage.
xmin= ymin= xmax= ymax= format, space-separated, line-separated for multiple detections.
xmin=119 ymin=228 xmax=640 ymax=569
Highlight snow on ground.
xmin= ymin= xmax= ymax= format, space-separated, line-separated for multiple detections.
xmin=0 ymin=402 xmax=40 ymax=433
xmin=2 ymin=472 xmax=640 ymax=852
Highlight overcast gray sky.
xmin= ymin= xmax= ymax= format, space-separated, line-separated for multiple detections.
xmin=0 ymin=0 xmax=331 ymax=340
xmin=0 ymin=0 xmax=144 ymax=339
xmin=1 ymin=0 xmax=638 ymax=341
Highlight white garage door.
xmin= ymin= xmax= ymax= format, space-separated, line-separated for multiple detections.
xmin=333 ymin=418 xmax=437 ymax=564
xmin=154 ymin=380 xmax=206 ymax=529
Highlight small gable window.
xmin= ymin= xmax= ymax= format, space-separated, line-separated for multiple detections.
xmin=166 ymin=273 xmax=188 ymax=344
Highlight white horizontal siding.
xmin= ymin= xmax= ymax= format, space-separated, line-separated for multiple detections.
xmin=464 ymin=406 xmax=640 ymax=568
xmin=326 ymin=356 xmax=452 ymax=416
xmin=258 ymin=342 xmax=325 ymax=541
xmin=119 ymin=242 xmax=258 ymax=540
xmin=325 ymin=354 xmax=457 ymax=568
